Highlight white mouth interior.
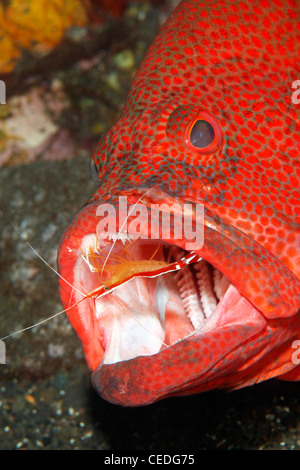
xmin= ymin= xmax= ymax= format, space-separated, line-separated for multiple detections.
xmin=75 ymin=233 xmax=232 ymax=365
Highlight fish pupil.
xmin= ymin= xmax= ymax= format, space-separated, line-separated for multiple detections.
xmin=190 ymin=119 xmax=215 ymax=148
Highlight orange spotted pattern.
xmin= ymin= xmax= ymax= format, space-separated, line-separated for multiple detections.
xmin=58 ymin=0 xmax=300 ymax=405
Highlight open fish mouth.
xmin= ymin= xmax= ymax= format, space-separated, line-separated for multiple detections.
xmin=58 ymin=197 xmax=299 ymax=406
xmin=70 ymin=229 xmax=269 ymax=406
xmin=72 ymin=227 xmax=265 ymax=366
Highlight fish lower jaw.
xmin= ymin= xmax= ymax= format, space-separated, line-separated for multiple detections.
xmin=75 ymin=233 xmax=253 ymax=367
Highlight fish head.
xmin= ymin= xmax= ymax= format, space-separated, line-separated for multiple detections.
xmin=58 ymin=0 xmax=300 ymax=406
xmin=58 ymin=96 xmax=300 ymax=405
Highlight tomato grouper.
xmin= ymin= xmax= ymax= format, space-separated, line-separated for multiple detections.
xmin=57 ymin=0 xmax=300 ymax=406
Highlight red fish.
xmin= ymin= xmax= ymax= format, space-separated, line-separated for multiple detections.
xmin=58 ymin=0 xmax=300 ymax=406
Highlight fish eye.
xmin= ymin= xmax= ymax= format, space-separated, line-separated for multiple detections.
xmin=189 ymin=120 xmax=215 ymax=149
xmin=185 ymin=111 xmax=223 ymax=154
xmin=166 ymin=106 xmax=223 ymax=155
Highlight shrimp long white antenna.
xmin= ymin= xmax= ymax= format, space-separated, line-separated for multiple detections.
xmin=21 ymin=237 xmax=85 ymax=298
xmin=0 ymin=206 xmax=89 ymax=340
xmin=0 ymin=191 xmax=168 ymax=346
xmin=100 ymin=185 xmax=159 ymax=277
xmin=2 ymin=206 xmax=86 ymax=298
xmin=0 ymin=300 xmax=84 ymax=341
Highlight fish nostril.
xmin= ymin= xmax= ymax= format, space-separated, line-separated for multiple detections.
xmin=89 ymin=158 xmax=100 ymax=185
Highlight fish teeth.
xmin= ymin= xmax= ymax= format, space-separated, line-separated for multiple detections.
xmin=194 ymin=260 xmax=217 ymax=319
xmin=171 ymin=247 xmax=206 ymax=329
xmin=106 ymin=232 xmax=139 ymax=244
xmin=175 ymin=267 xmax=205 ymax=329
xmin=170 ymin=248 xmax=230 ymax=327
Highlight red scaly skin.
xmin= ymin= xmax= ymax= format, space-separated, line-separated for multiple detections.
xmin=58 ymin=0 xmax=300 ymax=406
